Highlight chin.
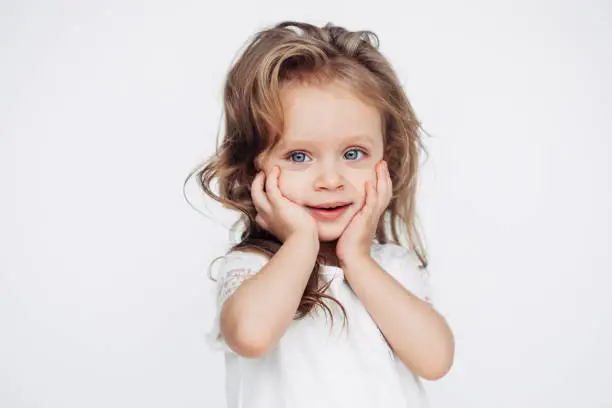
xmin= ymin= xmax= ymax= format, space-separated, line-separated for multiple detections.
xmin=318 ymin=233 xmax=340 ymax=243
xmin=316 ymin=224 xmax=346 ymax=242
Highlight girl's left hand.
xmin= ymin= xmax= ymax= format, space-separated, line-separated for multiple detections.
xmin=336 ymin=160 xmax=392 ymax=267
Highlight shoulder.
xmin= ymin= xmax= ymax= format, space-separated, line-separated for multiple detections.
xmin=210 ymin=248 xmax=272 ymax=303
xmin=371 ymin=242 xmax=433 ymax=302
xmin=217 ymin=247 xmax=271 ymax=274
xmin=371 ymin=242 xmax=420 ymax=267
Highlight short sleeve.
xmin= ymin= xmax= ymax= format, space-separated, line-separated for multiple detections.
xmin=206 ymin=250 xmax=270 ymax=354
xmin=373 ymin=243 xmax=433 ymax=304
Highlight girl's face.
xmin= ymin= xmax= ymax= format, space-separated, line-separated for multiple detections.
xmin=260 ymin=79 xmax=384 ymax=242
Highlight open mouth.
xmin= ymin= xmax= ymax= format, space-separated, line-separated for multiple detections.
xmin=307 ymin=204 xmax=350 ymax=211
xmin=306 ymin=203 xmax=352 ymax=221
xmin=307 ymin=203 xmax=351 ymax=211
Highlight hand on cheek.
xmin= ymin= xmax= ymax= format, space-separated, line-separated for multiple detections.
xmin=251 ymin=166 xmax=318 ymax=242
xmin=271 ymin=167 xmax=294 ymax=203
xmin=336 ymin=160 xmax=392 ymax=269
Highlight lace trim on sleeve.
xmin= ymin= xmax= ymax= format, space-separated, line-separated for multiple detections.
xmin=376 ymin=243 xmax=434 ymax=304
xmin=417 ymin=267 xmax=433 ymax=305
xmin=217 ymin=267 xmax=258 ymax=306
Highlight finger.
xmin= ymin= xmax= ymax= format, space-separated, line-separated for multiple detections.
xmin=251 ymin=172 xmax=272 ymax=214
xmin=378 ymin=160 xmax=392 ymax=206
xmin=255 ymin=213 xmax=269 ymax=231
xmin=265 ymin=166 xmax=284 ymax=206
xmin=385 ymin=162 xmax=393 ymax=203
xmin=362 ymin=180 xmax=378 ymax=216
xmin=386 ymin=163 xmax=396 ymax=202
xmin=376 ymin=160 xmax=387 ymax=194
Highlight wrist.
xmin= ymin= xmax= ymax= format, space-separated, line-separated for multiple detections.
xmin=339 ymin=253 xmax=374 ymax=271
xmin=287 ymin=230 xmax=320 ymax=252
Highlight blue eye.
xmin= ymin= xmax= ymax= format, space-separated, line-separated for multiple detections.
xmin=289 ymin=151 xmax=311 ymax=163
xmin=344 ymin=148 xmax=365 ymax=160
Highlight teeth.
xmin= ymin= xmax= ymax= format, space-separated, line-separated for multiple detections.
xmin=309 ymin=204 xmax=348 ymax=210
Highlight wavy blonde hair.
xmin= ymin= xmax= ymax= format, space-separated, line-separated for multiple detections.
xmin=185 ymin=21 xmax=431 ymax=329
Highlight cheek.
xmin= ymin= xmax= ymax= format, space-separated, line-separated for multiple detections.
xmin=278 ymin=172 xmax=306 ymax=203
xmin=348 ymin=169 xmax=377 ymax=199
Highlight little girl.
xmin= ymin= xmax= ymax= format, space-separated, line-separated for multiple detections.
xmin=194 ymin=21 xmax=454 ymax=408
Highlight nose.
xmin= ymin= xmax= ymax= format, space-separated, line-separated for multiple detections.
xmin=313 ymin=162 xmax=345 ymax=191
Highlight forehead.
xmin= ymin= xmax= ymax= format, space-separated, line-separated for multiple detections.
xmin=277 ymin=80 xmax=383 ymax=149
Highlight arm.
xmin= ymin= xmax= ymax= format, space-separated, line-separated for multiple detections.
xmin=343 ymin=255 xmax=455 ymax=380
xmin=220 ymin=231 xmax=319 ymax=358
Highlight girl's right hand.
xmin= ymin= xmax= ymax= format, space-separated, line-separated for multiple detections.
xmin=251 ymin=166 xmax=319 ymax=243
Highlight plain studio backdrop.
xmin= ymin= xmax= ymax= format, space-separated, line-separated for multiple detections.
xmin=1 ymin=1 xmax=611 ymax=407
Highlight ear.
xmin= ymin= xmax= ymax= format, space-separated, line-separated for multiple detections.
xmin=255 ymin=150 xmax=273 ymax=172
xmin=254 ymin=154 xmax=265 ymax=172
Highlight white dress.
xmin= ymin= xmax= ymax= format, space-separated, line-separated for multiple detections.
xmin=207 ymin=242 xmax=434 ymax=408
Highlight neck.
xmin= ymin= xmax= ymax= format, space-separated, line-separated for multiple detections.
xmin=318 ymin=240 xmax=340 ymax=267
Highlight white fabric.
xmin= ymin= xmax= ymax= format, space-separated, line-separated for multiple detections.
xmin=206 ymin=242 xmax=434 ymax=408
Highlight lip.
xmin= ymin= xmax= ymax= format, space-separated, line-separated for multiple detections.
xmin=308 ymin=201 xmax=352 ymax=209
xmin=306 ymin=202 xmax=352 ymax=221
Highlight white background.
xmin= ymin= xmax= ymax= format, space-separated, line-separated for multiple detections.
xmin=1 ymin=1 xmax=611 ymax=407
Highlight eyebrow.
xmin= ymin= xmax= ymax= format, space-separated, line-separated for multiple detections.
xmin=278 ymin=134 xmax=375 ymax=149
